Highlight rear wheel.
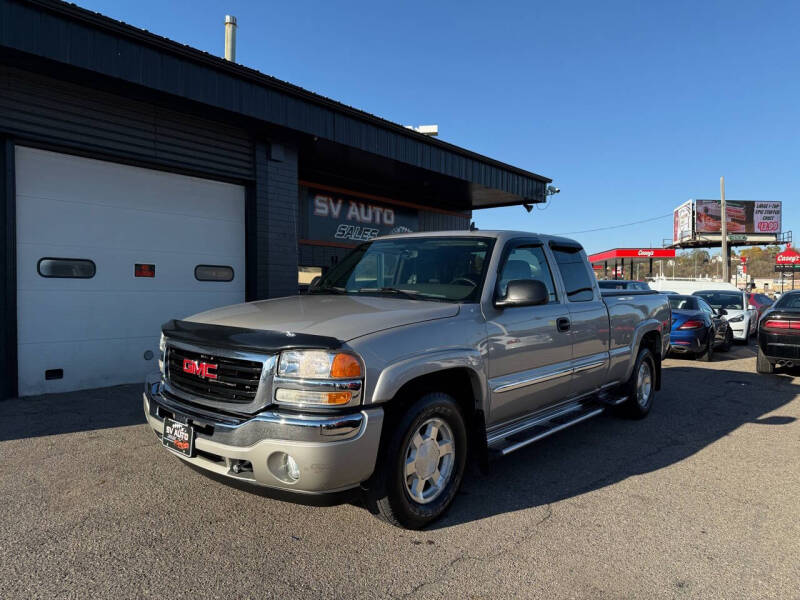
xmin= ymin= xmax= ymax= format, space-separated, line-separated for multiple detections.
xmin=699 ymin=330 xmax=714 ymax=362
xmin=619 ymin=347 xmax=656 ymax=419
xmin=756 ymin=347 xmax=775 ymax=374
xmin=365 ymin=392 xmax=467 ymax=529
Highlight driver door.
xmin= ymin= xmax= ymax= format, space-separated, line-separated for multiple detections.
xmin=485 ymin=241 xmax=573 ymax=426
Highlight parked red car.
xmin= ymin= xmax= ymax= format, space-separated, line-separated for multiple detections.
xmin=748 ymin=293 xmax=774 ymax=319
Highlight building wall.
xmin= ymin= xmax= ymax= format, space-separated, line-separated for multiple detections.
xmin=0 ymin=66 xmax=254 ymax=181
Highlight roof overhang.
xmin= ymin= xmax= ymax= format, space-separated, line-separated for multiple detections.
xmin=0 ymin=0 xmax=551 ymax=208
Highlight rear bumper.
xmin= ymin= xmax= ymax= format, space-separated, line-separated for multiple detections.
xmin=144 ymin=377 xmax=384 ymax=494
xmin=758 ymin=332 xmax=800 ymax=363
xmin=669 ymin=330 xmax=704 ymax=353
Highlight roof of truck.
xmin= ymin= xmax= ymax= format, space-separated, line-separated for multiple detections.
xmin=379 ymin=230 xmax=583 ymax=248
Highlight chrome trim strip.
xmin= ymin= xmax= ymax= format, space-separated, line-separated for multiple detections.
xmin=492 ymin=368 xmax=572 ymax=394
xmin=572 ymin=359 xmax=607 ymax=374
xmin=273 ymin=376 xmax=363 ymax=391
xmin=609 ymin=345 xmax=631 ymax=357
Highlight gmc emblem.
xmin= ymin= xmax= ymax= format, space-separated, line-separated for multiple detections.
xmin=182 ymin=358 xmax=218 ymax=380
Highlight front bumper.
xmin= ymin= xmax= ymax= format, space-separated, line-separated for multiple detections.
xmin=144 ymin=378 xmax=384 ymax=494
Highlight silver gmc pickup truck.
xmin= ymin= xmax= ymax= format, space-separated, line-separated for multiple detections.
xmin=144 ymin=231 xmax=671 ymax=528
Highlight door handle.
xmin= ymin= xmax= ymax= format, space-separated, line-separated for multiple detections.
xmin=556 ymin=317 xmax=571 ymax=332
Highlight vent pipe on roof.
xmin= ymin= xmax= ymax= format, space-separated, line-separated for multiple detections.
xmin=224 ymin=15 xmax=237 ymax=62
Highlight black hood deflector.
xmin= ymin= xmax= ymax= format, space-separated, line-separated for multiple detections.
xmin=162 ymin=319 xmax=343 ymax=353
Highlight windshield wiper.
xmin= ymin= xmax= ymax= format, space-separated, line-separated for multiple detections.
xmin=356 ymin=287 xmax=422 ymax=300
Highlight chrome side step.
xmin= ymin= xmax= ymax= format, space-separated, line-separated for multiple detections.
xmin=487 ymin=401 xmax=614 ymax=457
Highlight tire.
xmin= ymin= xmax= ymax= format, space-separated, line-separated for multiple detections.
xmin=365 ymin=392 xmax=468 ymax=529
xmin=618 ymin=347 xmax=656 ymax=419
xmin=756 ymin=347 xmax=775 ymax=374
xmin=699 ymin=330 xmax=714 ymax=362
xmin=718 ymin=328 xmax=733 ymax=352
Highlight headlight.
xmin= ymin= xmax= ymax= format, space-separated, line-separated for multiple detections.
xmin=278 ymin=350 xmax=362 ymax=379
xmin=275 ymin=350 xmax=363 ymax=408
xmin=727 ymin=314 xmax=744 ymax=323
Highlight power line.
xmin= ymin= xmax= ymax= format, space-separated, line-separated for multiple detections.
xmin=556 ymin=213 xmax=672 ymax=235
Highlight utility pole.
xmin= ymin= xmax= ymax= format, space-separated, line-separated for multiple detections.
xmin=721 ymin=176 xmax=729 ymax=283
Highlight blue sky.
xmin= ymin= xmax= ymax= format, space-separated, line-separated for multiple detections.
xmin=74 ymin=0 xmax=799 ymax=254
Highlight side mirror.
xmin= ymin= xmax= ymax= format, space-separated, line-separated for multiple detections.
xmin=716 ymin=308 xmax=728 ymax=316
xmin=495 ymin=279 xmax=549 ymax=309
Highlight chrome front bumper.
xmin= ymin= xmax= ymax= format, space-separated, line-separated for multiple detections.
xmin=144 ymin=378 xmax=384 ymax=494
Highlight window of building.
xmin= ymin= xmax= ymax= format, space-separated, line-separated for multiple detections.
xmin=550 ymin=245 xmax=595 ymax=302
xmin=37 ymin=258 xmax=96 ymax=279
xmin=298 ymin=266 xmax=322 ymax=286
xmin=195 ymin=265 xmax=234 ymax=282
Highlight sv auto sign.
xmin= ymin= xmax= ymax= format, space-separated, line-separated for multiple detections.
xmin=303 ymin=186 xmax=419 ymax=244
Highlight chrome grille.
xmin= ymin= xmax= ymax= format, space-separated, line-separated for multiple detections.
xmin=166 ymin=345 xmax=263 ymax=404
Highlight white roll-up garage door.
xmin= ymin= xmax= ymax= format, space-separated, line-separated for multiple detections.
xmin=16 ymin=147 xmax=247 ymax=396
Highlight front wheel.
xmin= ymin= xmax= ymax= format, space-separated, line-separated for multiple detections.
xmin=719 ymin=328 xmax=733 ymax=352
xmin=618 ymin=347 xmax=656 ymax=419
xmin=365 ymin=392 xmax=467 ymax=529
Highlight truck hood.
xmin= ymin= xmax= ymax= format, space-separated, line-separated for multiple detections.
xmin=185 ymin=294 xmax=460 ymax=341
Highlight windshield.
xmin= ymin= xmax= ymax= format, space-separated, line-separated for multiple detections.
xmin=312 ymin=237 xmax=494 ymax=303
xmin=774 ymin=293 xmax=800 ymax=309
xmin=668 ymin=296 xmax=698 ymax=310
xmin=693 ymin=291 xmax=743 ymax=310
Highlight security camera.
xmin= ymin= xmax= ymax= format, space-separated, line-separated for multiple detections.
xmin=546 ymin=185 xmax=561 ymax=196
xmin=523 ymin=204 xmax=533 ymax=213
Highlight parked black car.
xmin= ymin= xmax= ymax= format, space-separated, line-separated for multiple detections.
xmin=756 ymin=290 xmax=800 ymax=374
xmin=667 ymin=295 xmax=733 ymax=360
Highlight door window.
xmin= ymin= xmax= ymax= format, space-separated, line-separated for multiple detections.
xmin=497 ymin=245 xmax=557 ymax=302
xmin=550 ymin=246 xmax=595 ymax=302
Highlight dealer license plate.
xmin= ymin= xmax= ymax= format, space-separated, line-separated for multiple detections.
xmin=162 ymin=418 xmax=194 ymax=457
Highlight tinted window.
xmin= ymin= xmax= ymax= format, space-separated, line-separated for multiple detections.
xmin=312 ymin=237 xmax=493 ymax=303
xmin=551 ymin=246 xmax=594 ymax=302
xmin=755 ymin=294 xmax=773 ymax=306
xmin=498 ymin=245 xmax=557 ymax=302
xmin=38 ymin=258 xmax=95 ymax=279
xmin=773 ymin=293 xmax=800 ymax=309
xmin=195 ymin=265 xmax=234 ymax=282
xmin=697 ymin=299 xmax=713 ymax=314
xmin=668 ymin=296 xmax=698 ymax=310
xmin=598 ymin=281 xmax=626 ymax=289
xmin=693 ymin=291 xmax=744 ymax=310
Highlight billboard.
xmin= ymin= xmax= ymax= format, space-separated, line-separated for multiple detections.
xmin=303 ymin=186 xmax=419 ymax=244
xmin=695 ymin=200 xmax=782 ymax=235
xmin=673 ymin=200 xmax=693 ymax=244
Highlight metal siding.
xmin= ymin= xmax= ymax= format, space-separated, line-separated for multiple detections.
xmin=0 ymin=66 xmax=253 ymax=180
xmin=0 ymin=138 xmax=16 ymax=399
xmin=419 ymin=210 xmax=471 ymax=232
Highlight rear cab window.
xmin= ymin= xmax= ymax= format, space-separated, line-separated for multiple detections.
xmin=549 ymin=244 xmax=595 ymax=302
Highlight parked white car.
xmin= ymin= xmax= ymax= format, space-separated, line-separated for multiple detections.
xmin=692 ymin=289 xmax=759 ymax=342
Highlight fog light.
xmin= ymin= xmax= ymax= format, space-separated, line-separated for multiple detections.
xmin=285 ymin=455 xmax=300 ymax=481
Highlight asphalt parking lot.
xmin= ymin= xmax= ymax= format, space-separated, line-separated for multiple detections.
xmin=1 ymin=342 xmax=799 ymax=599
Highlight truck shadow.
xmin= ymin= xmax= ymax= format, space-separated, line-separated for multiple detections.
xmin=428 ymin=363 xmax=798 ymax=530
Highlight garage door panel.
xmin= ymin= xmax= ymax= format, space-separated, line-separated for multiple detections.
xmin=16 ymin=243 xmax=245 ymax=292
xmin=17 ymin=194 xmax=244 ymax=256
xmin=18 ymin=337 xmax=162 ymax=397
xmin=18 ymin=290 xmax=244 ymax=344
xmin=15 ymin=148 xmax=244 ymax=218
xmin=16 ymin=147 xmax=248 ymax=396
